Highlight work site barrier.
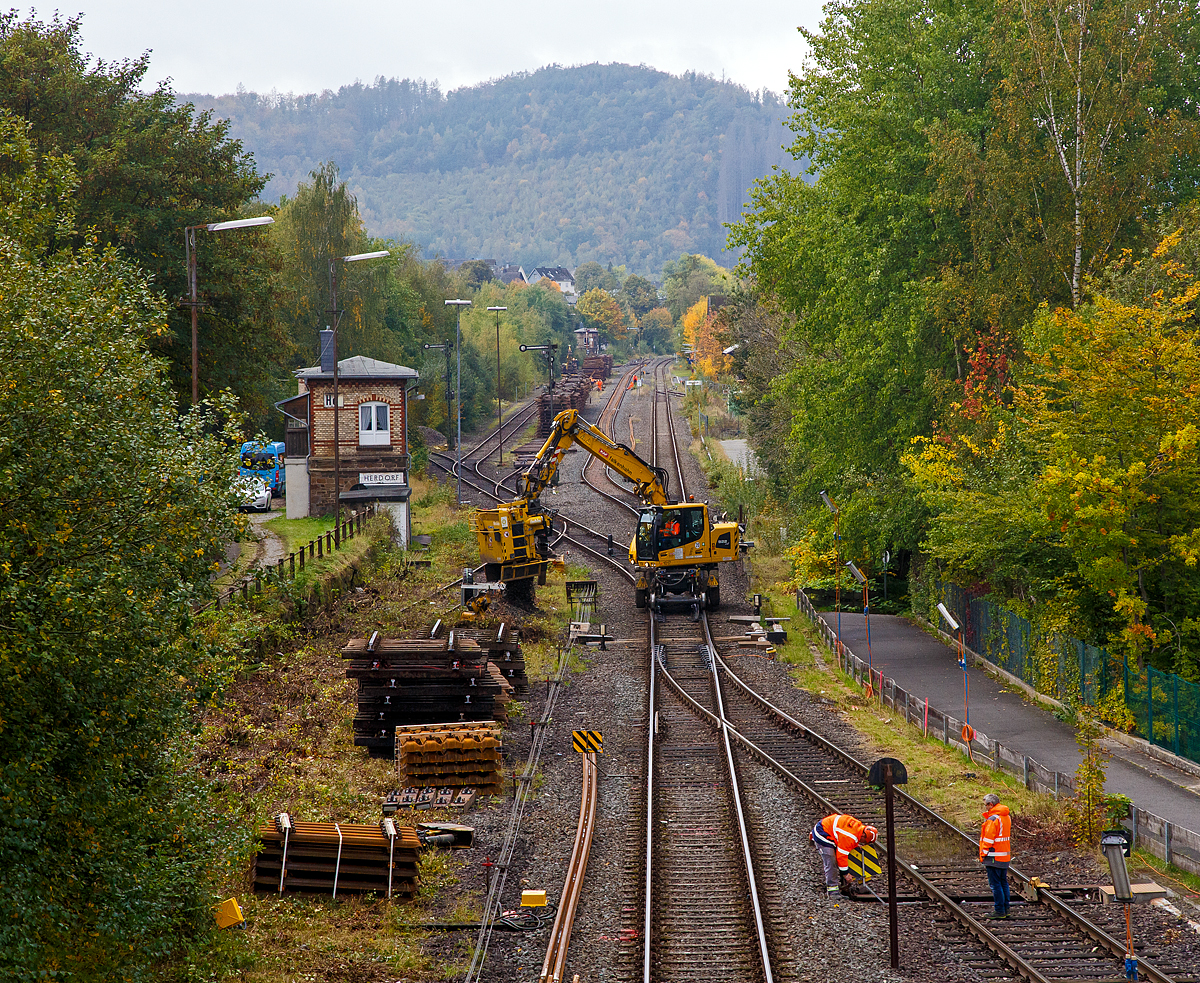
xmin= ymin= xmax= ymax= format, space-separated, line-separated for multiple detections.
xmin=937 ymin=581 xmax=1200 ymax=767
xmin=795 ymin=588 xmax=1200 ymax=877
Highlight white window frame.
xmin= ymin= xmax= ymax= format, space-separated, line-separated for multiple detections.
xmin=358 ymin=401 xmax=391 ymax=446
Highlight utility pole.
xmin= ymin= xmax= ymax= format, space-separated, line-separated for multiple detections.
xmin=328 ymin=249 xmax=390 ymax=542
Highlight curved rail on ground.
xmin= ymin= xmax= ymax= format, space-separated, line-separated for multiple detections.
xmin=539 ymin=751 xmax=600 ymax=983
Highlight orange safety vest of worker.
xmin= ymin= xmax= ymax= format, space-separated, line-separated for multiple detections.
xmin=663 ymin=519 xmax=679 ymax=536
xmin=979 ymin=804 xmax=1012 ymax=865
xmin=818 ymin=814 xmax=869 ymax=870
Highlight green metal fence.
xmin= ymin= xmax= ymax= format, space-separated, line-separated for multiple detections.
xmin=938 ymin=582 xmax=1200 ymax=766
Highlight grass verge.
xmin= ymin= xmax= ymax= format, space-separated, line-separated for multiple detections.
xmin=766 ymin=612 xmax=1071 ymax=840
xmin=184 ymin=481 xmax=590 ymax=981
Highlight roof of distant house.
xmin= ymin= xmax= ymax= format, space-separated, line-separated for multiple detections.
xmin=497 ymin=264 xmax=527 ymax=284
xmin=530 ymin=266 xmax=575 ymax=283
xmin=296 ymin=355 xmax=418 ymax=380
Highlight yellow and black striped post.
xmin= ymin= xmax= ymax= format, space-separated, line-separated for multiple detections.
xmin=572 ymin=730 xmax=603 ymax=754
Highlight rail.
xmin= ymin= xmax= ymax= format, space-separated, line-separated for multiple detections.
xmin=708 ymin=647 xmax=1183 ymax=983
xmin=539 ymin=751 xmax=599 ymax=983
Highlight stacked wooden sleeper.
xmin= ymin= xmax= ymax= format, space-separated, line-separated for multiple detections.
xmin=344 ymin=630 xmax=518 ymax=756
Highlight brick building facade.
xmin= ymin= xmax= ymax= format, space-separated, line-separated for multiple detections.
xmin=278 ymin=353 xmax=418 ymax=528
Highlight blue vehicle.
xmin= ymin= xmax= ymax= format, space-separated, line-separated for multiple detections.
xmin=239 ymin=441 xmax=286 ymax=497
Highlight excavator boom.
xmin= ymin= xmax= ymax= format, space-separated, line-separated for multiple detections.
xmin=472 ymin=406 xmax=745 ymax=612
xmin=519 ymin=409 xmax=670 ymax=505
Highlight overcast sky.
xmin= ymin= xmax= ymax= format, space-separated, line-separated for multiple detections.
xmin=34 ymin=1 xmax=821 ymax=97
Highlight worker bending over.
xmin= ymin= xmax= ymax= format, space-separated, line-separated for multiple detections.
xmin=811 ymin=813 xmax=878 ymax=897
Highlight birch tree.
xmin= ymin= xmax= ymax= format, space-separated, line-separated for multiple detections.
xmin=991 ymin=0 xmax=1196 ymax=307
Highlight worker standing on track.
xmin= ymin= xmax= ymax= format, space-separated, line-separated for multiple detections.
xmin=811 ymin=813 xmax=878 ymax=897
xmin=979 ymin=793 xmax=1012 ymax=918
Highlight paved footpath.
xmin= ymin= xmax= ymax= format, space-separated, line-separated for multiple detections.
xmin=817 ymin=612 xmax=1200 ymax=831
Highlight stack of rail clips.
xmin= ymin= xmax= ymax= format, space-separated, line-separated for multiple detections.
xmin=394 ymin=721 xmax=505 ymax=796
xmin=252 ymin=813 xmax=422 ymax=899
xmin=344 ymin=628 xmax=520 ymax=756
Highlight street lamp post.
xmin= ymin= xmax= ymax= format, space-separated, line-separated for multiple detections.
xmin=445 ymin=300 xmax=472 ymax=505
xmin=847 ymin=560 xmax=873 ymax=697
xmin=329 ymin=249 xmax=390 ymax=544
xmin=487 ymin=306 xmax=508 ymax=465
xmin=183 ymin=215 xmax=274 ymax=403
xmin=938 ymin=602 xmax=971 ymax=751
xmin=423 ymin=343 xmax=454 ymax=453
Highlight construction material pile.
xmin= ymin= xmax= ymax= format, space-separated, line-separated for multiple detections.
xmin=395 ymin=721 xmax=505 ymax=795
xmin=536 ymin=376 xmax=593 ymax=435
xmin=583 ymin=353 xmax=613 ymax=380
xmin=252 ymin=814 xmax=421 ymax=899
xmin=344 ymin=628 xmax=523 ymax=756
xmin=452 ymin=625 xmax=528 ymax=690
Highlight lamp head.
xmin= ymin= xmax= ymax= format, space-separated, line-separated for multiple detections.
xmin=206 ymin=216 xmax=274 ymax=232
xmin=341 ymin=250 xmax=390 ymax=262
xmin=820 ymin=490 xmax=838 ymax=514
xmin=845 ymin=561 xmax=867 ymax=584
xmin=936 ymin=602 xmax=960 ymax=632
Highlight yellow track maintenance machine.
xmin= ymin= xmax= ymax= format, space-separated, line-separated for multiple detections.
xmin=472 ymin=409 xmax=747 ymax=611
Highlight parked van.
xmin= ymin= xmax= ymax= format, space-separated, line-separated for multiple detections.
xmin=239 ymin=441 xmax=286 ymax=497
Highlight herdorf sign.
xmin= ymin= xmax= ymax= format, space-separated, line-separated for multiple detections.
xmin=358 ymin=472 xmax=405 ymax=486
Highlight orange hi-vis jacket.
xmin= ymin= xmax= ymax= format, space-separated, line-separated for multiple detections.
xmin=979 ymin=804 xmax=1012 ymax=866
xmin=814 ymin=814 xmax=869 ymax=872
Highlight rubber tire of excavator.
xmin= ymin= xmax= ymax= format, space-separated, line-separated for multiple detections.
xmin=635 ymin=588 xmax=648 ymax=609
xmin=705 ymin=587 xmax=720 ymax=610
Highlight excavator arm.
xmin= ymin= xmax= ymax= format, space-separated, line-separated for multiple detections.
xmin=518 ymin=408 xmax=671 ymax=505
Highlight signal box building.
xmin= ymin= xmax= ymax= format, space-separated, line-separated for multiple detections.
xmin=277 ymin=333 xmax=418 ymax=543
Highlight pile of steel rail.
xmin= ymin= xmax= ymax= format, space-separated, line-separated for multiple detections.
xmin=344 ymin=629 xmax=521 ymax=756
xmin=252 ymin=814 xmax=422 ymax=899
xmin=395 ymin=721 xmax=505 ymax=795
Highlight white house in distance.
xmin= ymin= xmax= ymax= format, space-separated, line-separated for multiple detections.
xmin=276 ymin=333 xmax=419 ymax=544
xmin=528 ymin=266 xmax=577 ymax=301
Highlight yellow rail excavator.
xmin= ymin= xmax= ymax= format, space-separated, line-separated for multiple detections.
xmin=472 ymin=408 xmax=746 ymax=611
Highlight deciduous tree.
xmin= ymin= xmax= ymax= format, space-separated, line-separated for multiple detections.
xmin=0 ymin=117 xmax=243 ymax=980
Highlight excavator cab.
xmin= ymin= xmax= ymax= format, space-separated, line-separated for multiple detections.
xmin=635 ymin=505 xmax=707 ymax=562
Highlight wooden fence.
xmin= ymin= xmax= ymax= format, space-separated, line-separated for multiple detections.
xmin=203 ymin=504 xmax=380 ymax=613
xmin=794 ymin=588 xmax=1200 ymax=876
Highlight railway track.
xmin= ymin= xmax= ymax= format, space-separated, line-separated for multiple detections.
xmin=430 ymin=354 xmax=1193 ymax=982
xmin=541 ymin=357 xmax=1191 ymax=982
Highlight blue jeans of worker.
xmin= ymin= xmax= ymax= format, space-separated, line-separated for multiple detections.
xmin=985 ymin=864 xmax=1010 ymax=914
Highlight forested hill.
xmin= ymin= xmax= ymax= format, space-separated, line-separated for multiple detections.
xmin=186 ymin=63 xmax=798 ymax=273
